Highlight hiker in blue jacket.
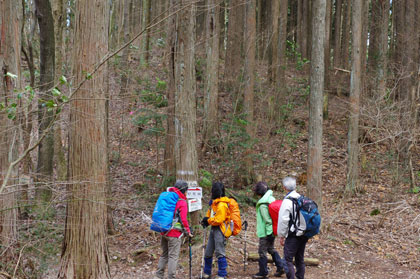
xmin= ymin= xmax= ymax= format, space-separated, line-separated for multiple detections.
xmin=253 ymin=181 xmax=287 ymax=279
xmin=278 ymin=177 xmax=308 ymax=279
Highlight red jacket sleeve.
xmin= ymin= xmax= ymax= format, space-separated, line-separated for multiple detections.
xmin=178 ymin=200 xmax=190 ymax=234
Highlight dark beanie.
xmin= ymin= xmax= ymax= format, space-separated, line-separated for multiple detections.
xmin=211 ymin=182 xmax=225 ymax=200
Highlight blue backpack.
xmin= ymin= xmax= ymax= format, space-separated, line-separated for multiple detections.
xmin=288 ymin=196 xmax=321 ymax=238
xmin=150 ymin=191 xmax=181 ymax=233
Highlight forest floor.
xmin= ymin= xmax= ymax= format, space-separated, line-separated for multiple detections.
xmin=103 ymin=63 xmax=420 ymax=279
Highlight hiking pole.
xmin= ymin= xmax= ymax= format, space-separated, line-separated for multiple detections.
xmin=242 ymin=220 xmax=248 ymax=271
xmin=189 ymin=235 xmax=193 ymax=279
xmin=199 ymin=227 xmax=208 ymax=279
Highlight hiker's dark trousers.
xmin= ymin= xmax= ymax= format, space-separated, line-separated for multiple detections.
xmin=284 ymin=235 xmax=308 ymax=279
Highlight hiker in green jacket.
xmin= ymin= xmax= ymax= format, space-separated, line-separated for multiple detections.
xmin=253 ymin=181 xmax=287 ymax=279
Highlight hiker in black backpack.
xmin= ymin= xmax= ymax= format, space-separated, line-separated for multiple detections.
xmin=277 ymin=176 xmax=308 ymax=279
xmin=252 ymin=181 xmax=287 ymax=279
xmin=154 ymin=180 xmax=193 ymax=279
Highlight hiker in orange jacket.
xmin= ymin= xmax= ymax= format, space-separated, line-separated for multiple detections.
xmin=201 ymin=182 xmax=230 ymax=279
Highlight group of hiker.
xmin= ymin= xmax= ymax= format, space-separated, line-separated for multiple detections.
xmin=151 ymin=176 xmax=320 ymax=279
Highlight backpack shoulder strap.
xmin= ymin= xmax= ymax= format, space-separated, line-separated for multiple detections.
xmin=286 ymin=197 xmax=300 ymax=232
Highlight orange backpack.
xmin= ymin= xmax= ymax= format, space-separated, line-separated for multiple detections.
xmin=227 ymin=198 xmax=242 ymax=236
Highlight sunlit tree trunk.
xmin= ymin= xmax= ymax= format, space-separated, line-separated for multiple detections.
xmin=58 ymin=0 xmax=110 ymax=277
xmin=35 ymin=0 xmax=56 ymax=203
xmin=307 ymin=0 xmax=325 ymax=207
xmin=202 ymin=0 xmax=220 ymax=151
xmin=0 ymin=0 xmax=21 ymax=258
xmin=346 ymin=0 xmax=363 ymax=195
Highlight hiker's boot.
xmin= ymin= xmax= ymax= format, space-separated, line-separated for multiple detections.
xmin=252 ymin=257 xmax=269 ymax=278
xmin=203 ymin=257 xmax=212 ymax=278
xmin=217 ymin=256 xmax=228 ymax=278
xmin=271 ymin=251 xmax=286 ymax=277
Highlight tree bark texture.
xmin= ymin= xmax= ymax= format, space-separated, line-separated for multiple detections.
xmin=225 ymin=0 xmax=244 ymax=93
xmin=275 ymin=0 xmax=288 ymax=100
xmin=202 ymin=0 xmax=220 ymax=151
xmin=370 ymin=0 xmax=390 ymax=97
xmin=172 ymin=0 xmax=198 ymax=183
xmin=242 ymin=0 xmax=257 ymax=185
xmin=322 ymin=0 xmax=332 ymax=119
xmin=300 ymin=0 xmax=311 ymax=58
xmin=172 ymin=0 xmax=199 ymax=225
xmin=0 ymin=0 xmax=21 ymax=256
xmin=340 ymin=0 xmax=351 ymax=69
xmin=52 ymin=0 xmax=67 ymax=182
xmin=58 ymin=0 xmax=110 ymax=277
xmin=307 ymin=0 xmax=325 ymax=208
xmin=164 ymin=0 xmax=177 ymax=178
xmin=268 ymin=0 xmax=279 ymax=83
xmin=333 ymin=0 xmax=343 ymax=68
xmin=142 ymin=0 xmax=151 ymax=64
xmin=346 ymin=0 xmax=363 ymax=195
xmin=120 ymin=0 xmax=131 ymax=97
xmin=35 ymin=0 xmax=56 ymax=202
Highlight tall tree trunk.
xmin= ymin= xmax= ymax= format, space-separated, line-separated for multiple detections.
xmin=274 ymin=0 xmax=288 ymax=102
xmin=288 ymin=0 xmax=297 ymax=43
xmin=173 ymin=0 xmax=199 ymax=226
xmin=52 ymin=0 xmax=67 ymax=182
xmin=120 ymin=0 xmax=131 ymax=97
xmin=333 ymin=0 xmax=343 ymax=68
xmin=360 ymin=0 xmax=369 ymax=91
xmin=399 ymin=0 xmax=416 ymax=100
xmin=225 ymin=0 xmax=244 ymax=94
xmin=164 ymin=0 xmax=177 ymax=179
xmin=367 ymin=0 xmax=379 ymax=75
xmin=0 ymin=0 xmax=21 ymax=259
xmin=398 ymin=0 xmax=417 ymax=160
xmin=196 ymin=0 xmax=206 ymax=39
xmin=202 ymin=0 xmax=220 ymax=151
xmin=306 ymin=0 xmax=313 ymax=61
xmin=341 ymin=0 xmax=351 ymax=69
xmin=300 ymin=0 xmax=309 ymax=59
xmin=269 ymin=0 xmax=279 ymax=83
xmin=20 ymin=0 xmax=37 ymax=206
xmin=142 ymin=0 xmax=152 ymax=65
xmin=241 ymin=0 xmax=257 ymax=185
xmin=307 ymin=0 xmax=325 ymax=208
xmin=323 ymin=0 xmax=332 ymax=119
xmin=346 ymin=0 xmax=363 ymax=195
xmin=374 ymin=0 xmax=390 ymax=97
xmin=58 ymin=0 xmax=110 ymax=277
xmin=35 ymin=0 xmax=56 ymax=203
xmin=272 ymin=0 xmax=288 ymax=123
